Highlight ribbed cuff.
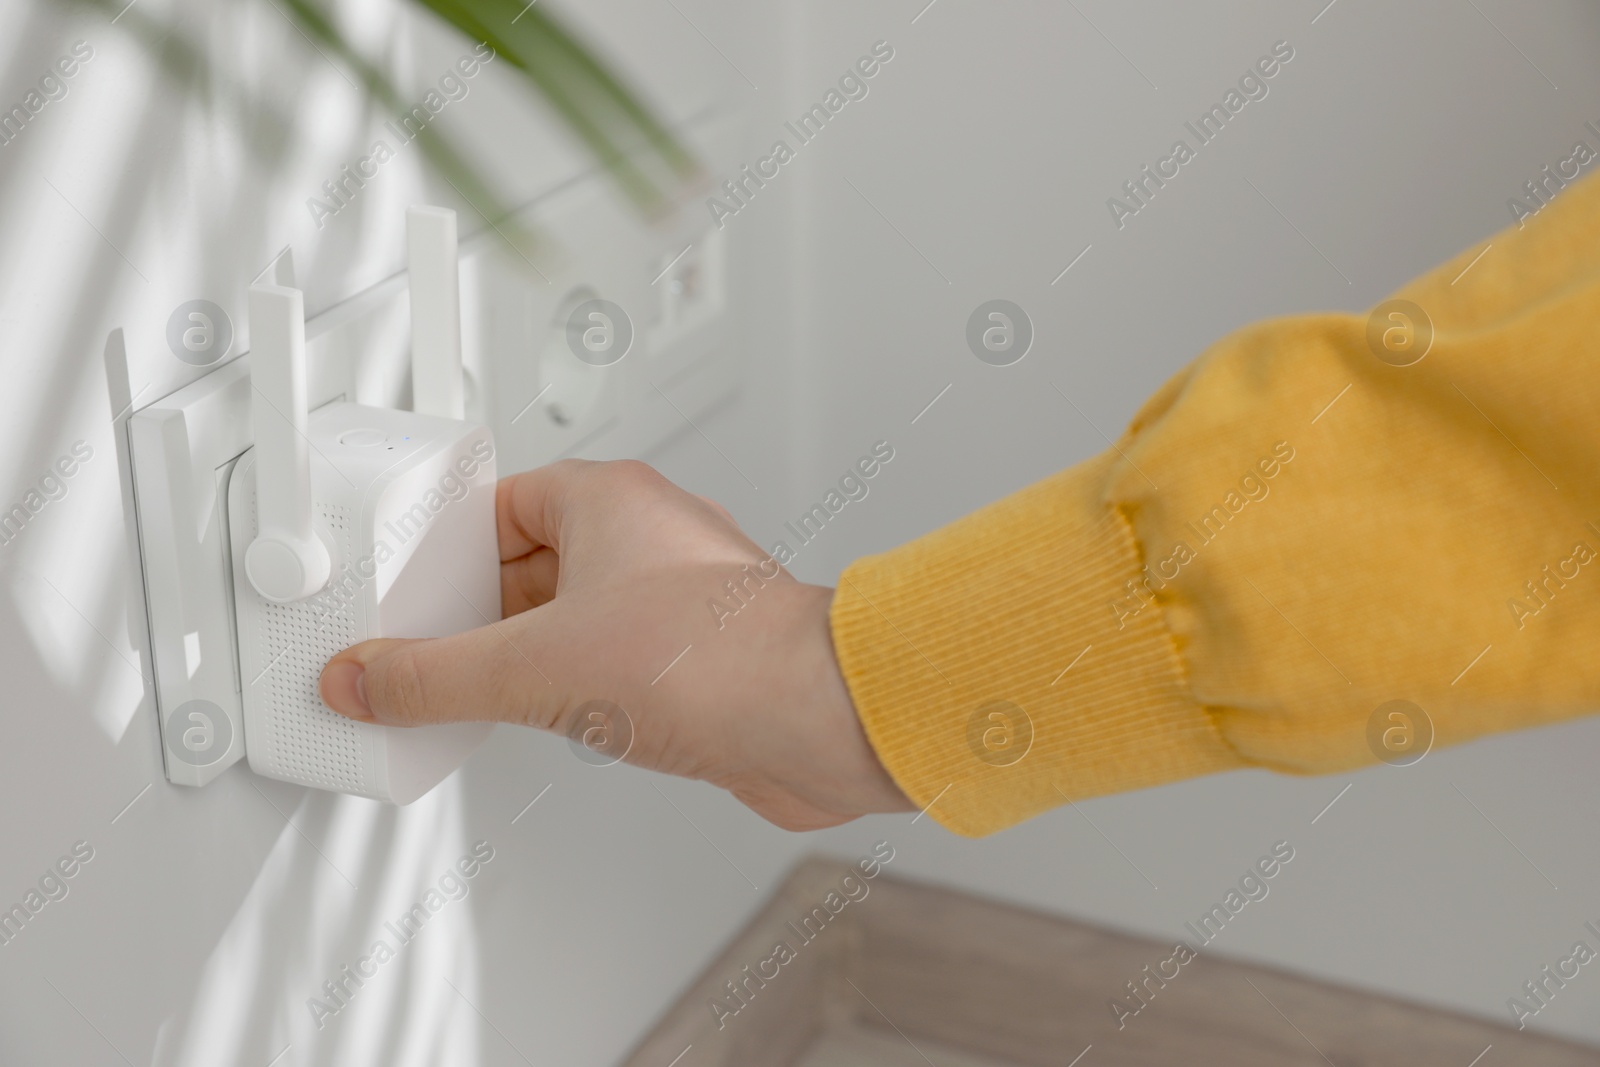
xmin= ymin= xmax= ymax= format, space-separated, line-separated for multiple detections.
xmin=830 ymin=450 xmax=1246 ymax=836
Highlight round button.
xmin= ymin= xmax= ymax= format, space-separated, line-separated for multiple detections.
xmin=339 ymin=428 xmax=388 ymax=447
xmin=245 ymin=535 xmax=331 ymax=602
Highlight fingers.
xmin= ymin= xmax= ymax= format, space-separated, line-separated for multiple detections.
xmin=501 ymin=545 xmax=559 ymax=615
xmin=497 ymin=459 xmax=679 ymax=561
xmin=319 ymin=618 xmax=561 ymax=728
xmin=494 ymin=459 xmax=591 ymax=560
xmin=495 ymin=462 xmax=566 ymax=561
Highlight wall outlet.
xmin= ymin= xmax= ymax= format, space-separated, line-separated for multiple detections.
xmin=126 ymin=114 xmax=744 ymax=791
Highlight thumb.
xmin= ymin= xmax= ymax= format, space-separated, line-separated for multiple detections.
xmin=319 ymin=623 xmax=556 ymax=728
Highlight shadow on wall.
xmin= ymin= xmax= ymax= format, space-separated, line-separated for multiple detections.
xmin=2 ymin=560 xmax=495 ymax=1066
xmin=0 ymin=2 xmax=506 ymax=1064
xmin=151 ymin=776 xmax=490 ymax=1066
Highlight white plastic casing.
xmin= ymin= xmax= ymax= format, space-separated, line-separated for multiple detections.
xmin=228 ymin=402 xmax=498 ymax=803
xmin=243 ymin=284 xmax=334 ymax=603
xmin=407 ymin=205 xmax=465 ymax=420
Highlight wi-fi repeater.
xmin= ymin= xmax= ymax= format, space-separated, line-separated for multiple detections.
xmin=228 ymin=205 xmax=498 ymax=804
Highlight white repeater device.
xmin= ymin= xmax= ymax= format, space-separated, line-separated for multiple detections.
xmin=228 ymin=206 xmax=497 ymax=803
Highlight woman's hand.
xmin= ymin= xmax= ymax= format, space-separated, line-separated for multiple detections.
xmin=318 ymin=459 xmax=913 ymax=830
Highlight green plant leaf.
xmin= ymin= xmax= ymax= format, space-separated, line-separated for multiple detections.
xmin=66 ymin=0 xmax=701 ymax=264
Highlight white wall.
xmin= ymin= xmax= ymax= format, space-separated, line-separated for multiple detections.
xmin=663 ymin=0 xmax=1600 ymax=1053
xmin=0 ymin=1 xmax=805 ymax=1064
xmin=2 ymin=0 xmax=1598 ymax=1064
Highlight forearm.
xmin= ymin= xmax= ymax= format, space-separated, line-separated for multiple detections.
xmin=832 ymin=172 xmax=1600 ymax=836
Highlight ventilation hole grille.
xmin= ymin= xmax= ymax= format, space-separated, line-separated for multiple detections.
xmin=251 ymin=497 xmax=367 ymax=792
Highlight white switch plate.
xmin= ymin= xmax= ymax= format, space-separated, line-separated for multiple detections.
xmin=128 ymin=107 xmax=747 ymax=787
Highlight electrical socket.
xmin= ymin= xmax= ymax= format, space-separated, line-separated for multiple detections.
xmin=126 ymin=145 xmax=741 ymax=790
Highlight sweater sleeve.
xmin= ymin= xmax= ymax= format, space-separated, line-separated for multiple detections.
xmin=830 ymin=172 xmax=1600 ymax=837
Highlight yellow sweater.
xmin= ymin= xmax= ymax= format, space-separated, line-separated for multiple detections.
xmin=830 ymin=171 xmax=1600 ymax=837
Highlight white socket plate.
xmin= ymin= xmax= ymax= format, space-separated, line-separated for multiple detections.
xmin=126 ymin=106 xmax=747 ymax=788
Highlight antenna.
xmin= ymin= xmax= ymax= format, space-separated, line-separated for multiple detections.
xmin=407 ymin=205 xmax=464 ymax=419
xmin=244 ymin=284 xmax=331 ymax=603
xmin=272 ymin=247 xmax=296 ymax=288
